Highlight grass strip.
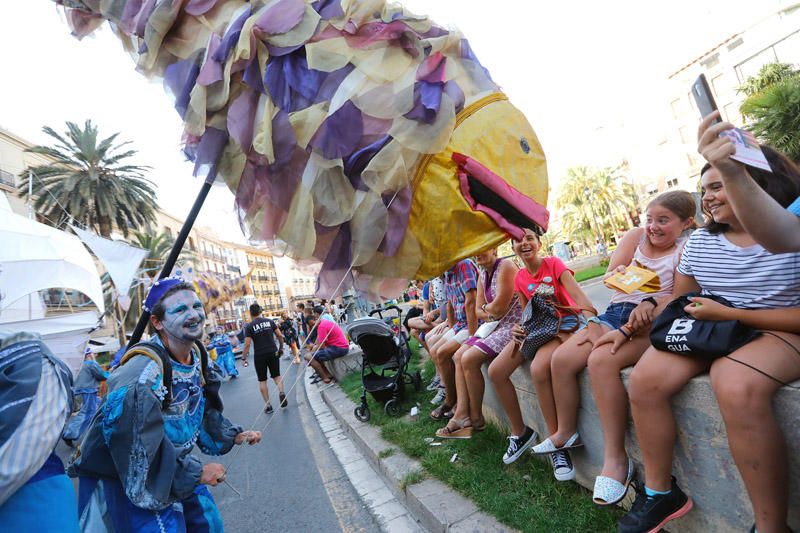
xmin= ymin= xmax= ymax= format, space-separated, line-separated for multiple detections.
xmin=338 ymin=339 xmax=621 ymax=532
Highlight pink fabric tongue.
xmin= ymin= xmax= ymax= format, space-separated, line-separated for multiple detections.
xmin=452 ymin=152 xmax=549 ymax=239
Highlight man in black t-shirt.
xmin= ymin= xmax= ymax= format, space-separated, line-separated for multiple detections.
xmin=243 ymin=303 xmax=286 ymax=413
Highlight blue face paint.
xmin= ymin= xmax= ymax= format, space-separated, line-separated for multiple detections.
xmin=159 ymin=290 xmax=206 ymax=342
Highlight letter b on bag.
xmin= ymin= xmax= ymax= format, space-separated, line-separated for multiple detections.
xmin=668 ymin=319 xmax=695 ymax=335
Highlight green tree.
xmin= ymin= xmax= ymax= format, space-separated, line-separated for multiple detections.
xmin=131 ymin=230 xmax=198 ymax=277
xmin=18 ymin=120 xmax=157 ymax=237
xmin=555 ymin=164 xmax=638 ymax=247
xmin=738 ymin=62 xmax=800 ymax=162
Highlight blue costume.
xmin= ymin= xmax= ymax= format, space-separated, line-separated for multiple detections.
xmin=69 ymin=278 xmax=243 ymax=532
xmin=0 ymin=331 xmax=78 ymax=532
xmin=62 ymin=354 xmax=108 ymax=443
xmin=208 ymin=333 xmax=237 ymax=379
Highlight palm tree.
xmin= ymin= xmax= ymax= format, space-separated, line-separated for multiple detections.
xmin=18 ymin=120 xmax=157 ymax=237
xmin=556 ymin=164 xmax=638 ymax=246
xmin=132 ymin=230 xmax=198 ymax=278
xmin=739 ymin=62 xmax=800 ymax=162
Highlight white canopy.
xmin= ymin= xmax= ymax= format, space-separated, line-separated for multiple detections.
xmin=71 ymin=224 xmax=148 ymax=297
xmin=0 ymin=209 xmax=105 ymax=314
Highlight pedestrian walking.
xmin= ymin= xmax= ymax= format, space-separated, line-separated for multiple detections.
xmin=242 ymin=303 xmax=287 ymax=413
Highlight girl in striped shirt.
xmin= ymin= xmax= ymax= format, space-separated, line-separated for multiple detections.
xmin=619 ymin=150 xmax=800 ymax=533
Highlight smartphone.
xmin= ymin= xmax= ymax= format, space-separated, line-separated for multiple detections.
xmin=691 ymin=74 xmax=720 ymax=123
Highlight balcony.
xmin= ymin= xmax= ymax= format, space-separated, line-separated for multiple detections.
xmin=0 ymin=168 xmax=15 ymax=188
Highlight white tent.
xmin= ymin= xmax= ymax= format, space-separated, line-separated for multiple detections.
xmin=0 ymin=208 xmax=104 ymax=315
xmin=0 ymin=208 xmax=104 ymax=373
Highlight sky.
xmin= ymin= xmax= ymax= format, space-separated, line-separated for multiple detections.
xmin=0 ymin=0 xmax=780 ymax=244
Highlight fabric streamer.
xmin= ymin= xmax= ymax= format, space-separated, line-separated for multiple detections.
xmin=56 ymin=0 xmax=550 ymax=298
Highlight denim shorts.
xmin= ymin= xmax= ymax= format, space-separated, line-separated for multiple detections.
xmin=559 ymin=314 xmax=588 ymax=332
xmin=597 ymin=302 xmax=638 ymax=330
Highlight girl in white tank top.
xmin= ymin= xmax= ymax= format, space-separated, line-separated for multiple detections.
xmin=530 ymin=191 xmax=696 ymax=502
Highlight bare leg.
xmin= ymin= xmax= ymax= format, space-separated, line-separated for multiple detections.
xmin=548 ymin=331 xmax=597 ymax=445
xmin=305 ymin=353 xmax=333 ymax=382
xmin=434 ymin=340 xmax=462 ymax=407
xmin=273 ymin=375 xmax=285 ymax=393
xmin=710 ymin=333 xmax=800 ymax=533
xmin=529 ymin=338 xmax=566 ymax=435
xmin=487 ymin=341 xmax=526 ymax=436
xmin=258 ymin=380 xmax=270 ymax=405
xmin=461 ymin=347 xmax=490 ymax=425
xmin=628 ymin=348 xmax=707 ymax=491
xmin=587 ymin=334 xmax=651 ymax=482
xmin=450 ymin=345 xmax=472 ymax=422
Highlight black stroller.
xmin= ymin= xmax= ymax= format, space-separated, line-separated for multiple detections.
xmin=347 ymin=306 xmax=422 ymax=421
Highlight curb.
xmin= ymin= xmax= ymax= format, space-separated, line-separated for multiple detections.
xmin=578 ymin=276 xmax=605 ymax=289
xmin=320 ymin=385 xmax=517 ymax=533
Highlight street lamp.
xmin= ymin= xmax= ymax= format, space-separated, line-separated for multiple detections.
xmin=583 ymin=186 xmax=605 ymax=254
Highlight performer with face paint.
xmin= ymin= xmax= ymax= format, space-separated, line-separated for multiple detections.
xmin=69 ymin=278 xmax=261 ymax=532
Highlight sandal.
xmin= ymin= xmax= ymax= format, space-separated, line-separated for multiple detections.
xmin=430 ymin=404 xmax=453 ymax=421
xmin=592 ymin=458 xmax=635 ymax=506
xmin=531 ymin=432 xmax=583 ymax=455
xmin=435 ymin=418 xmax=473 ymax=439
xmin=472 ymin=418 xmax=487 ymax=432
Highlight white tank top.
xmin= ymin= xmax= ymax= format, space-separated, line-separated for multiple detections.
xmin=610 ymin=233 xmax=686 ymax=305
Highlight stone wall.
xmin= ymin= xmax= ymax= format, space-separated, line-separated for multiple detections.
xmin=479 ymin=365 xmax=800 ymax=532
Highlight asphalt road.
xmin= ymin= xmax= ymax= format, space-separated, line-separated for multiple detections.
xmin=202 ymin=355 xmax=378 ymax=532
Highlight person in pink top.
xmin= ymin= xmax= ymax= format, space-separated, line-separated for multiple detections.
xmin=303 ymin=316 xmax=349 ymax=384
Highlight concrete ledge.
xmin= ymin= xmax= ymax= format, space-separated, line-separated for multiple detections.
xmin=327 ymin=347 xmax=363 ymax=381
xmin=321 ymin=386 xmax=518 ymax=533
xmin=479 ymin=365 xmax=800 ymax=532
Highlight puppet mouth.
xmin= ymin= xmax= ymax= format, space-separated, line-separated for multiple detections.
xmin=453 ymin=152 xmax=549 ymax=239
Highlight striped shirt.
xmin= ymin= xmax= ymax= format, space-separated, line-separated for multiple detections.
xmin=677 ymin=228 xmax=800 ymax=309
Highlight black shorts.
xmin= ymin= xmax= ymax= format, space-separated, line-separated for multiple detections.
xmin=254 ymin=352 xmax=280 ymax=381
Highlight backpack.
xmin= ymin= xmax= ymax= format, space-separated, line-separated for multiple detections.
xmin=118 ymin=340 xmax=210 ymax=410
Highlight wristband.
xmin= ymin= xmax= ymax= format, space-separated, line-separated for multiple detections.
xmin=587 ymin=316 xmax=602 ymax=325
xmin=617 ymin=326 xmax=632 ymax=340
xmin=643 ymin=297 xmax=657 ymax=308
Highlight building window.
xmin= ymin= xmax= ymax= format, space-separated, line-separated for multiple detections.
xmin=700 ymin=53 xmax=719 ymax=69
xmin=727 ymin=37 xmax=744 ymax=52
xmin=774 ymin=30 xmax=800 ymax=66
xmin=646 ymin=184 xmax=658 ymax=196
xmin=0 ymin=168 xmax=15 ymax=187
xmin=735 ymin=47 xmax=779 ymax=83
xmin=667 ymin=177 xmax=679 ymax=189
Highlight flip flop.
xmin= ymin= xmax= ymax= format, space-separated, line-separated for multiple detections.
xmin=592 ymin=458 xmax=635 ymax=506
xmin=435 ymin=418 xmax=473 ymax=439
xmin=430 ymin=404 xmax=453 ymax=421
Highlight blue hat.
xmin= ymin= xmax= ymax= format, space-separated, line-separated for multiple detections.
xmin=143 ymin=277 xmax=186 ymax=312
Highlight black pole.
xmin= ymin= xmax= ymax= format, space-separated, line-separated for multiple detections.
xmin=128 ymin=178 xmax=214 ymax=346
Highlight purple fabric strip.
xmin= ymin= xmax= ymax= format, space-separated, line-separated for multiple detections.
xmin=213 ymin=7 xmax=251 ymax=62
xmin=270 ymin=108 xmax=299 ymax=168
xmin=343 ymin=135 xmax=391 ymax=190
xmin=309 ymin=101 xmax=364 ymax=159
xmin=227 ymin=89 xmax=258 ymax=150
xmin=416 ymin=52 xmax=446 ymax=82
xmin=163 ymin=56 xmax=201 ymax=119
xmin=378 ymin=186 xmax=411 ymax=256
xmin=197 ymin=34 xmax=223 ymax=86
xmin=255 ymin=0 xmax=305 ymax=35
xmin=185 ymin=0 xmax=219 ymax=16
xmin=403 ymin=81 xmax=442 ymax=125
xmin=460 ymin=38 xmax=493 ymax=82
xmin=119 ymin=0 xmax=145 ymax=34
xmin=243 ymin=54 xmax=266 ymax=93
xmin=134 ymin=0 xmax=157 ymax=38
xmin=193 ymin=127 xmax=228 ymax=182
xmin=443 ymin=80 xmax=465 ymax=114
xmin=312 ymin=0 xmax=344 ymax=20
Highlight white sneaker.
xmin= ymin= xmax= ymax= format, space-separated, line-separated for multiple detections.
xmin=430 ymin=387 xmax=445 ymax=405
xmin=426 ymin=375 xmax=441 ymax=391
xmin=551 ymin=449 xmax=576 ymax=481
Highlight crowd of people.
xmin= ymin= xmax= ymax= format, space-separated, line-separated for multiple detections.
xmin=405 ymin=116 xmax=800 ymax=533
xmin=2 ymin=113 xmax=799 ymax=533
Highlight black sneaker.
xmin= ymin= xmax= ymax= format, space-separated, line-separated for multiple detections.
xmin=280 ymin=392 xmax=288 ymax=408
xmin=618 ymin=477 xmax=693 ymax=533
xmin=264 ymin=403 xmax=274 ymax=414
xmin=502 ymin=426 xmax=537 ymax=464
xmin=550 ymin=449 xmax=575 ymax=481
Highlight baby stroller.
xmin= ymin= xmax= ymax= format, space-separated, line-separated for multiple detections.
xmin=347 ymin=306 xmax=422 ymax=421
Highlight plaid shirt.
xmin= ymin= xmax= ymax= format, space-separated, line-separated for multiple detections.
xmin=444 ymin=259 xmax=479 ymax=326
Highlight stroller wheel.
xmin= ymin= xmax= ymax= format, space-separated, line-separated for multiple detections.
xmin=411 ymin=371 xmax=423 ymax=392
xmin=384 ymin=399 xmax=402 ymax=417
xmin=354 ymin=404 xmax=371 ymax=422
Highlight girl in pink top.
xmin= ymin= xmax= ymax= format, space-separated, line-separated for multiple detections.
xmin=487 ymin=228 xmax=598 ymax=475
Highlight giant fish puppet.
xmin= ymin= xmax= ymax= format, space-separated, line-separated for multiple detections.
xmin=58 ymin=0 xmax=549 ymax=297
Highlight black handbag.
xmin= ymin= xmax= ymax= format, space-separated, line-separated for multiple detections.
xmin=649 ymin=292 xmax=761 ymax=360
